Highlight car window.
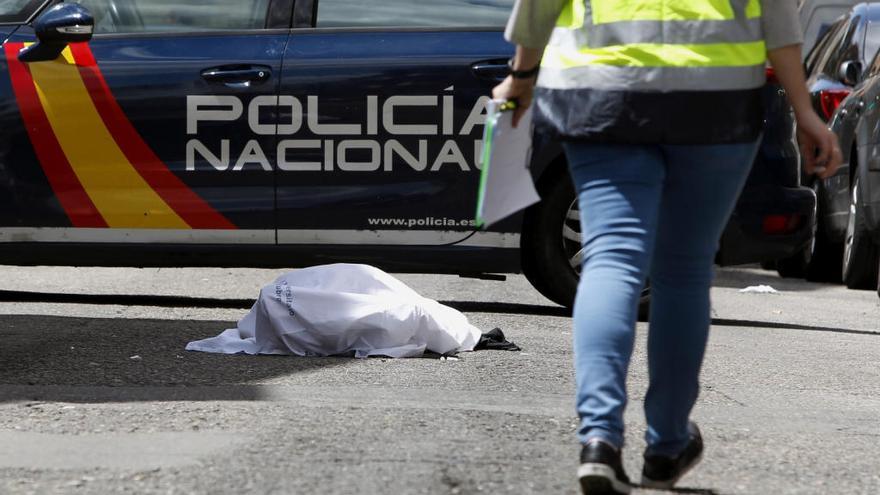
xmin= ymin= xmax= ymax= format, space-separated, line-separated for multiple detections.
xmin=820 ymin=15 xmax=861 ymax=77
xmin=0 ymin=0 xmax=32 ymax=14
xmin=0 ymin=0 xmax=43 ymax=23
xmin=814 ymin=17 xmax=850 ymax=76
xmin=869 ymin=46 xmax=880 ymax=76
xmin=867 ymin=30 xmax=880 ymax=77
xmin=803 ymin=5 xmax=859 ymax=55
xmin=864 ymin=20 xmax=880 ymax=70
xmin=315 ymin=0 xmax=514 ymax=28
xmin=806 ymin=18 xmax=844 ymax=75
xmin=68 ymin=0 xmax=272 ymax=33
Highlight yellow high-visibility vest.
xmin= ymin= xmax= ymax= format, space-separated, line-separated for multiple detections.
xmin=539 ymin=0 xmax=767 ymax=92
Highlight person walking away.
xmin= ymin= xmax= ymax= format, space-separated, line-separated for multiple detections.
xmin=493 ymin=1 xmax=842 ymax=494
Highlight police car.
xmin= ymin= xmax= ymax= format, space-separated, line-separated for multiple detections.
xmin=0 ymin=0 xmax=815 ymax=308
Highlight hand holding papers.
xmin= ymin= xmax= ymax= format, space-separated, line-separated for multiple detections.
xmin=474 ymin=100 xmax=541 ymax=228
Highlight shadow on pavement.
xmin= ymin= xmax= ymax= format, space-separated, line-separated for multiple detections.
xmin=668 ymin=488 xmax=719 ymax=494
xmin=0 ymin=290 xmax=573 ymax=317
xmin=0 ymin=314 xmax=354 ymax=404
xmin=440 ymin=300 xmax=570 ymax=317
xmin=711 ymin=318 xmax=880 ymax=336
xmin=2 ymin=289 xmax=872 ymax=336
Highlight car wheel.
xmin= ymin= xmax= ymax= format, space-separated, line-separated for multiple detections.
xmin=842 ymin=176 xmax=879 ymax=289
xmin=522 ymin=170 xmax=651 ymax=315
xmin=521 ymin=170 xmax=579 ymax=308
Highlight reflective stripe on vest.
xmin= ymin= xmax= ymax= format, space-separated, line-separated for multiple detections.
xmin=540 ymin=0 xmax=766 ymax=91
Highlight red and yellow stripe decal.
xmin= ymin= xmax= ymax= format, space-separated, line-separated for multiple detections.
xmin=4 ymin=42 xmax=234 ymax=229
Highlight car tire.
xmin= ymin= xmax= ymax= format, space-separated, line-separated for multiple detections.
xmin=842 ymin=176 xmax=879 ymax=289
xmin=522 ymin=169 xmax=650 ymax=315
xmin=521 ymin=169 xmax=580 ymax=308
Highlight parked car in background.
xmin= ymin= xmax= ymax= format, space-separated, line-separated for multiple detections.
xmin=772 ymin=2 xmax=880 ymax=282
xmin=717 ymin=67 xmax=816 ymax=275
xmin=825 ymin=43 xmax=880 ymax=289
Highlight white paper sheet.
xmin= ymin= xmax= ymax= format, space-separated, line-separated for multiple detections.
xmin=475 ymin=100 xmax=541 ymax=228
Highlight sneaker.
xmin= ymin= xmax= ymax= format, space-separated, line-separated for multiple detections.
xmin=578 ymin=439 xmax=632 ymax=494
xmin=641 ymin=422 xmax=704 ymax=489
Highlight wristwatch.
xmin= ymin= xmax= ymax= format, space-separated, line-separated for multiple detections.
xmin=508 ymin=58 xmax=540 ymax=79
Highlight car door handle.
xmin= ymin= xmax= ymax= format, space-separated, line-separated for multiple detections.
xmin=201 ymin=65 xmax=272 ymax=88
xmin=471 ymin=59 xmax=510 ymax=81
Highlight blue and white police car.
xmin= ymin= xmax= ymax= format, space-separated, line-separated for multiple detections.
xmin=0 ymin=0 xmax=815 ymax=307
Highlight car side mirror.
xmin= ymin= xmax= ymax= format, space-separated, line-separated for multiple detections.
xmin=838 ymin=60 xmax=863 ymax=87
xmin=18 ymin=3 xmax=94 ymax=63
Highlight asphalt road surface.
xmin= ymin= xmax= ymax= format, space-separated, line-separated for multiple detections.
xmin=0 ymin=264 xmax=878 ymax=494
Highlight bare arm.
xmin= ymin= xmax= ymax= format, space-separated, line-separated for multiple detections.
xmin=768 ymin=44 xmax=842 ymax=179
xmin=491 ymin=46 xmax=541 ymax=127
xmin=493 ymin=0 xmax=563 ymax=127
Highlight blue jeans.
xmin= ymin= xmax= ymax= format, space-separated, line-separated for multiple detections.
xmin=564 ymin=140 xmax=758 ymax=456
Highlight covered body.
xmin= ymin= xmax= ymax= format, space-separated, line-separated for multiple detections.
xmin=186 ymin=264 xmax=483 ymax=358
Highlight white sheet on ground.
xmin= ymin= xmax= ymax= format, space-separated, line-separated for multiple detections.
xmin=185 ymin=264 xmax=482 ymax=358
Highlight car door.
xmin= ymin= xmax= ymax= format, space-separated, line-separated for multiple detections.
xmin=275 ymin=0 xmax=515 ymax=249
xmin=0 ymin=0 xmax=59 ymax=230
xmin=0 ymin=0 xmax=292 ymax=245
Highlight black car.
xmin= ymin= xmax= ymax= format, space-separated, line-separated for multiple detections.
xmin=0 ymin=0 xmax=817 ymax=308
xmin=772 ymin=2 xmax=880 ymax=281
